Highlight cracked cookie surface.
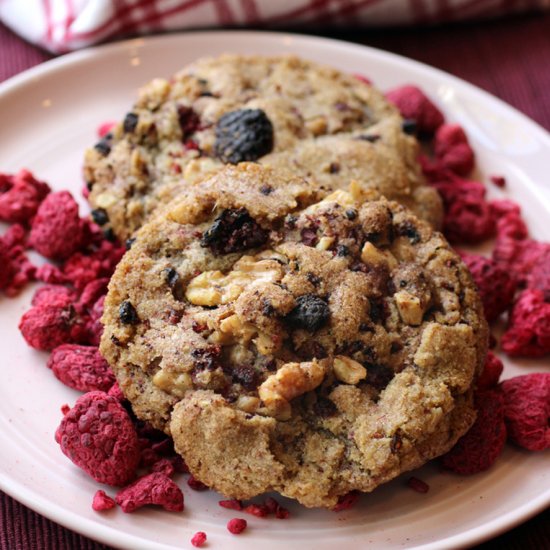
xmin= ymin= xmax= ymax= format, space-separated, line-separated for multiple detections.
xmin=84 ymin=54 xmax=441 ymax=241
xmin=100 ymin=163 xmax=486 ymax=508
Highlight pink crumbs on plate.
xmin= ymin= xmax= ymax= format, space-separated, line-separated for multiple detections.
xmin=501 ymin=373 xmax=550 ymax=451
xmin=191 ymin=532 xmax=207 ymax=548
xmin=434 ymin=123 xmax=475 ymax=176
xmin=332 ymin=491 xmax=360 ymax=512
xmin=92 ymin=490 xmax=116 ymax=511
xmin=0 ymin=169 xmax=50 ymax=224
xmin=47 ymin=344 xmax=115 ymax=392
xmin=115 ymin=472 xmax=184 ymax=513
xmin=227 ymin=518 xmax=247 ymax=535
xmin=55 ymin=391 xmax=140 ymax=486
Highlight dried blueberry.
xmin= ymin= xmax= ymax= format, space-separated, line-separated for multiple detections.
xmin=285 ymin=294 xmax=330 ymax=332
xmin=231 ymin=365 xmax=260 ymax=391
xmin=103 ymin=228 xmax=116 ymax=242
xmin=336 ymin=244 xmax=350 ymax=257
xmin=345 ymin=209 xmax=357 ymax=220
xmin=365 ymin=363 xmax=394 ymax=390
xmin=91 ymin=208 xmax=109 ymax=226
xmin=119 ymin=301 xmax=139 ymax=325
xmin=356 ymin=134 xmax=380 ymax=143
xmin=125 ymin=237 xmax=136 ymax=250
xmin=300 ymin=227 xmax=318 ymax=247
xmin=123 ymin=112 xmax=139 ymax=133
xmin=214 ymin=109 xmax=274 ymax=164
xmin=396 ymin=221 xmax=421 ymax=244
xmin=313 ymin=397 xmax=337 ymax=418
xmin=260 ymin=185 xmax=273 ymax=195
xmin=94 ymin=135 xmax=112 ymax=156
xmin=192 ymin=347 xmax=221 ymax=371
xmin=201 ymin=208 xmax=268 ymax=255
xmin=401 ymin=119 xmax=417 ymax=135
xmin=329 ymin=162 xmax=340 ymax=174
xmin=164 ymin=268 xmax=183 ymax=300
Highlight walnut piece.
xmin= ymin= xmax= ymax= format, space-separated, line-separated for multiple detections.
xmin=361 ymin=241 xmax=397 ymax=270
xmin=394 ymin=289 xmax=424 ymax=326
xmin=333 ymin=355 xmax=367 ymax=385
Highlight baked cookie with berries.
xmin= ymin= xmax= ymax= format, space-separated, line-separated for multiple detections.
xmin=101 ymin=163 xmax=487 ymax=508
xmin=84 ymin=54 xmax=441 ymax=241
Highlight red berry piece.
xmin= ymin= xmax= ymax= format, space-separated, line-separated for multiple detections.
xmin=92 ymin=490 xmax=116 ymax=511
xmin=55 ymin=391 xmax=140 ymax=486
xmin=0 ymin=169 xmax=50 ymax=224
xmin=219 ymin=499 xmax=243 ymax=511
xmin=434 ymin=124 xmax=475 ymax=176
xmin=187 ymin=475 xmax=208 ymax=491
xmin=501 ymin=373 xmax=550 ymax=451
xmin=191 ymin=532 xmax=207 ymax=548
xmin=333 ymin=491 xmax=360 ymax=512
xmin=227 ymin=518 xmax=247 ymax=535
xmin=406 ymin=477 xmax=430 ymax=494
xmin=476 ymin=351 xmax=504 ymax=390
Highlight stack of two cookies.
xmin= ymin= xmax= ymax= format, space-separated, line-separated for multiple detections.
xmin=88 ymin=55 xmax=488 ymax=508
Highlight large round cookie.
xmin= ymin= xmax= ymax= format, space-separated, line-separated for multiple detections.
xmin=101 ymin=163 xmax=487 ymax=508
xmin=84 ymin=54 xmax=441 ymax=241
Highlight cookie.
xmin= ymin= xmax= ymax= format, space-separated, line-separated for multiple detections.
xmin=101 ymin=163 xmax=487 ymax=508
xmin=84 ymin=54 xmax=441 ymax=241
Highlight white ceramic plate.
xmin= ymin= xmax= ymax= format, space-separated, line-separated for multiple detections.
xmin=0 ymin=31 xmax=548 ymax=550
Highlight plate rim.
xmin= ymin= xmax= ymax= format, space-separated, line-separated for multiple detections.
xmin=0 ymin=29 xmax=548 ymax=550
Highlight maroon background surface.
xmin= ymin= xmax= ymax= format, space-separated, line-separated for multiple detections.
xmin=0 ymin=13 xmax=548 ymax=550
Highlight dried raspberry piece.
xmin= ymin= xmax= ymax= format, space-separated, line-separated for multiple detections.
xmin=353 ymin=74 xmax=372 ymax=85
xmin=501 ymin=373 xmax=550 ymax=451
xmin=406 ymin=477 xmax=429 ymax=494
xmin=191 ymin=532 xmax=207 ymax=548
xmin=441 ymin=389 xmax=506 ymax=474
xmin=92 ymin=490 xmax=116 ymax=511
xmin=490 ymin=175 xmax=506 ymax=188
xmin=227 ymin=518 xmax=247 ymax=535
xmin=107 ymin=381 xmax=125 ymax=401
xmin=502 ymin=290 xmax=550 ymax=357
xmin=61 ymin=404 xmax=70 ymax=415
xmin=433 ymin=179 xmax=495 ymax=244
xmin=219 ymin=499 xmax=243 ymax=511
xmin=243 ymin=504 xmax=269 ymax=518
xmin=151 ymin=458 xmax=176 ymax=477
xmin=0 ymin=169 xmax=50 ymax=224
xmin=201 ymin=208 xmax=268 ymax=255
xmin=275 ymin=506 xmax=290 ymax=519
xmin=29 ymin=191 xmax=85 ymax=259
xmin=214 ymin=108 xmax=274 ymax=164
xmin=461 ymin=253 xmax=516 ymax=322
xmin=19 ymin=300 xmax=80 ymax=351
xmin=55 ymin=391 xmax=140 ymax=486
xmin=491 ymin=199 xmax=529 ymax=242
xmin=32 ymin=285 xmax=77 ymax=307
xmin=47 ymin=344 xmax=115 ymax=392
xmin=77 ymin=278 xmax=109 ymax=311
xmin=386 ymin=85 xmax=444 ymax=134
xmin=285 ymin=294 xmax=330 ymax=332
xmin=81 ymin=294 xmax=106 ymax=346
xmin=0 ymin=224 xmax=37 ymax=296
xmin=434 ymin=124 xmax=475 ymax=176
xmin=35 ymin=264 xmax=68 ymax=285
xmin=187 ymin=475 xmax=208 ymax=491
xmin=333 ymin=491 xmax=360 ymax=512
xmin=62 ymin=240 xmax=125 ymax=290
xmin=263 ymin=497 xmax=279 ymax=514
xmin=97 ymin=121 xmax=116 ymax=138
xmin=476 ymin=351 xmax=504 ymax=390
xmin=116 ymin=472 xmax=184 ymax=513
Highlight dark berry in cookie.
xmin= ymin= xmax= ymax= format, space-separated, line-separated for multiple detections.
xmin=214 ymin=109 xmax=274 ymax=164
xmin=285 ymin=294 xmax=330 ymax=332
xmin=119 ymin=301 xmax=139 ymax=325
xmin=200 ymin=208 xmax=268 ymax=255
xmin=123 ymin=112 xmax=139 ymax=133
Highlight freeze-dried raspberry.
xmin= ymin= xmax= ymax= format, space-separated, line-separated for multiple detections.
xmin=29 ymin=191 xmax=85 ymax=259
xmin=201 ymin=208 xmax=268 ymax=255
xmin=97 ymin=121 xmax=116 ymax=138
xmin=77 ymin=278 xmax=109 ymax=311
xmin=47 ymin=344 xmax=115 ymax=392
xmin=19 ymin=300 xmax=80 ymax=351
xmin=441 ymin=389 xmax=506 ymax=474
xmin=333 ymin=491 xmax=360 ymax=512
xmin=35 ymin=264 xmax=68 ymax=285
xmin=31 ymin=285 xmax=77 ymax=307
xmin=187 ymin=475 xmax=208 ymax=491
xmin=0 ymin=169 xmax=50 ymax=224
xmin=501 ymin=290 xmax=550 ymax=357
xmin=107 ymin=381 xmax=125 ymax=401
xmin=434 ymin=124 xmax=475 ymax=176
xmin=476 ymin=351 xmax=504 ymax=390
xmin=0 ymin=224 xmax=37 ymax=296
xmin=55 ymin=391 xmax=140 ymax=486
xmin=406 ymin=477 xmax=429 ymax=494
xmin=116 ymin=472 xmax=184 ymax=513
xmin=62 ymin=240 xmax=125 ymax=290
xmin=354 ymin=74 xmax=372 ymax=85
xmin=151 ymin=458 xmax=176 ymax=477
xmin=432 ymin=179 xmax=495 ymax=244
xmin=385 ymin=85 xmax=444 ymax=134
xmin=82 ymin=295 xmax=105 ymax=346
xmin=243 ymin=504 xmax=269 ymax=518
xmin=219 ymin=499 xmax=243 ymax=511
xmin=491 ymin=199 xmax=529 ymax=241
xmin=227 ymin=518 xmax=247 ymax=535
xmin=191 ymin=532 xmax=207 ymax=548
xmin=92 ymin=490 xmax=116 ymax=511
xmin=461 ymin=253 xmax=516 ymax=322
xmin=61 ymin=404 xmax=70 ymax=415
xmin=501 ymin=373 xmax=550 ymax=451
xmin=275 ymin=506 xmax=290 ymax=519
xmin=490 ymin=175 xmax=506 ymax=188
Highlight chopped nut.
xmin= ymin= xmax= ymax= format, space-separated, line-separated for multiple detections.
xmin=153 ymin=369 xmax=193 ymax=398
xmin=306 ymin=116 xmax=327 ymax=136
xmin=183 ymin=157 xmax=220 ymax=185
xmin=361 ymin=241 xmax=397 ymax=270
xmin=185 ymin=253 xmax=284 ymax=307
xmin=94 ymin=192 xmax=117 ymax=209
xmin=394 ymin=290 xmax=424 ymax=325
xmin=316 ymin=236 xmax=335 ymax=251
xmin=258 ymin=360 xmax=327 ymax=420
xmin=235 ymin=395 xmax=261 ymax=413
xmin=333 ymin=356 xmax=367 ymax=385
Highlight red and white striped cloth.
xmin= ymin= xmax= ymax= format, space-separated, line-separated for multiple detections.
xmin=1 ymin=0 xmax=548 ymax=53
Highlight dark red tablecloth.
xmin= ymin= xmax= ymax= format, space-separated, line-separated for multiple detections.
xmin=0 ymin=14 xmax=549 ymax=550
